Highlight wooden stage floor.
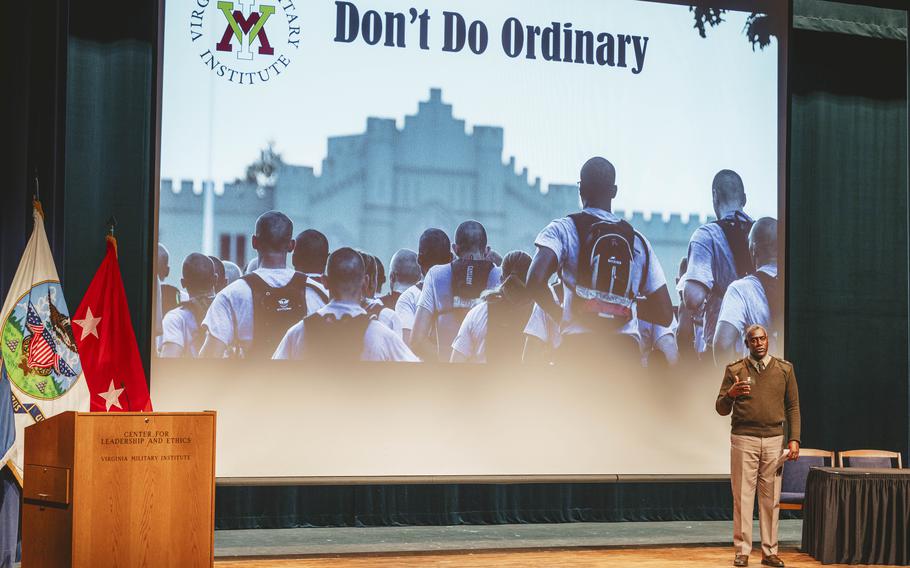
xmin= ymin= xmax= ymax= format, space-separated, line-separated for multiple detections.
xmin=214 ymin=546 xmax=886 ymax=567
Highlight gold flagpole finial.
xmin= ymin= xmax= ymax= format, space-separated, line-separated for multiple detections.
xmin=106 ymin=216 xmax=118 ymax=256
xmin=33 ymin=170 xmax=44 ymax=218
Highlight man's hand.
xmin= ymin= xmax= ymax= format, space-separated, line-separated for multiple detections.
xmin=787 ymin=440 xmax=800 ymax=461
xmin=726 ymin=376 xmax=752 ymax=398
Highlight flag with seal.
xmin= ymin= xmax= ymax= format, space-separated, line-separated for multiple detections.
xmin=72 ymin=235 xmax=152 ymax=412
xmin=0 ymin=201 xmax=90 ymax=482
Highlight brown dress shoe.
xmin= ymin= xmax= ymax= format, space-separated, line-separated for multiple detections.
xmin=761 ymin=554 xmax=785 ymax=567
xmin=734 ymin=554 xmax=749 ymax=567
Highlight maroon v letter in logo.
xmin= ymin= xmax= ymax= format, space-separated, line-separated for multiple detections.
xmin=216 ymin=3 xmax=275 ymax=57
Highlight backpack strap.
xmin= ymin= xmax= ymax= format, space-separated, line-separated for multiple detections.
xmin=241 ymin=272 xmax=268 ymax=298
xmin=754 ymin=271 xmax=781 ymax=323
xmin=380 ymin=291 xmax=401 ymax=310
xmin=568 ymin=212 xmax=597 ymax=238
xmin=179 ymin=295 xmax=214 ymax=352
xmin=566 ymin=212 xmax=596 ymax=293
xmin=287 ymin=272 xmax=309 ymax=300
xmin=485 ymin=291 xmax=534 ymax=363
xmin=714 ymin=215 xmax=754 ymax=278
xmin=364 ymin=301 xmax=385 ymax=319
xmin=179 ymin=295 xmax=214 ymax=326
xmin=632 ymin=230 xmax=650 ymax=299
xmin=305 ymin=280 xmax=329 ymax=304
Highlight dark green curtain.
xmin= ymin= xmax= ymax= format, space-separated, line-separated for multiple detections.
xmin=0 ymin=1 xmax=68 ymax=303
xmin=788 ymin=20 xmax=908 ymax=458
xmin=794 ymin=0 xmax=907 ymax=40
xmin=61 ymin=1 xmax=158 ymax=373
xmin=214 ymin=482 xmax=735 ymax=529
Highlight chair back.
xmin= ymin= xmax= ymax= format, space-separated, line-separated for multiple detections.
xmin=782 ymin=454 xmax=828 ymax=494
xmin=780 ymin=449 xmax=834 ymax=508
xmin=838 ymin=449 xmax=903 ymax=469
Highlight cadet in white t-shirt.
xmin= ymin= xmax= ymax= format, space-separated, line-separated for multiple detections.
xmin=209 ymin=255 xmax=228 ymax=293
xmin=413 ymin=220 xmax=502 ymax=362
xmin=677 ymin=170 xmax=754 ymax=360
xmin=356 ymin=252 xmax=402 ymax=337
xmin=273 ymin=247 xmax=418 ymax=361
xmin=380 ymin=249 xmax=420 ymax=311
xmin=200 ymin=211 xmax=300 ymax=358
xmin=160 ymin=252 xmax=217 ymax=358
xmin=451 ymin=251 xmax=532 ymax=363
xmin=715 ymin=217 xmax=780 ymax=364
xmin=526 ymin=157 xmax=673 ymax=365
xmin=291 ymin=228 xmax=330 ymax=313
xmin=396 ymin=228 xmax=452 ymax=346
xmin=396 ymin=284 xmax=421 ymax=340
xmin=365 ymin=296 xmax=404 ymax=337
xmin=223 ymin=261 xmax=242 ymax=287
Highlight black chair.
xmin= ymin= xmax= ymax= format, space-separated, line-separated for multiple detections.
xmin=780 ymin=449 xmax=835 ymax=511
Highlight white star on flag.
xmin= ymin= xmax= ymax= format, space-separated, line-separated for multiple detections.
xmin=98 ymin=380 xmax=124 ymax=411
xmin=73 ymin=307 xmax=102 ymax=340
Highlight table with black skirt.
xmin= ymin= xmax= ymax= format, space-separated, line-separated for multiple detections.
xmin=802 ymin=467 xmax=910 ymax=565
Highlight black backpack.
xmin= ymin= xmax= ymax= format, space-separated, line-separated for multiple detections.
xmin=569 ymin=212 xmax=647 ymax=320
xmin=242 ymin=272 xmax=308 ymax=358
xmin=713 ymin=214 xmax=754 ymax=279
xmin=754 ymin=271 xmax=782 ymax=342
xmin=449 ymin=259 xmax=495 ymax=311
xmin=303 ymin=312 xmax=373 ymax=361
xmin=484 ymin=277 xmax=534 ymax=364
xmin=178 ymin=295 xmax=214 ymax=355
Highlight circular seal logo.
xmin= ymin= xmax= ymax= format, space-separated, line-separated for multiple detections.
xmin=1 ymin=282 xmax=82 ymax=400
xmin=189 ymin=0 xmax=300 ymax=85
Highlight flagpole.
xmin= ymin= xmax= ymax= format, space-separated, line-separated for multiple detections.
xmin=28 ymin=172 xmax=43 ymax=319
xmin=32 ymin=169 xmax=43 ymax=220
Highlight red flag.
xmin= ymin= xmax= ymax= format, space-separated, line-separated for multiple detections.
xmin=72 ymin=236 xmax=152 ymax=412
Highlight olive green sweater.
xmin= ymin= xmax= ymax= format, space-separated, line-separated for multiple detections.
xmin=715 ymin=356 xmax=801 ymax=442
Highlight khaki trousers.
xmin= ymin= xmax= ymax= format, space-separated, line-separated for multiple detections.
xmin=730 ymin=434 xmax=784 ymax=557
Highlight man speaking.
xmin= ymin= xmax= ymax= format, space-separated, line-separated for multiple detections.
xmin=716 ymin=324 xmax=800 ymax=568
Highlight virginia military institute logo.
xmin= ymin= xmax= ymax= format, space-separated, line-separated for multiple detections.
xmin=1 ymin=281 xmax=82 ymax=422
xmin=190 ymin=0 xmax=300 ymax=85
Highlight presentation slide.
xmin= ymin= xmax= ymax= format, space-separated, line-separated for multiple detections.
xmin=153 ymin=0 xmax=787 ymax=479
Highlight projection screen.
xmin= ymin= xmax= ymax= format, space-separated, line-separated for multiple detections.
xmin=152 ymin=0 xmax=788 ymax=480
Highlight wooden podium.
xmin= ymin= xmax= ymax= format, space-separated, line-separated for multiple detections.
xmin=22 ymin=411 xmax=216 ymax=567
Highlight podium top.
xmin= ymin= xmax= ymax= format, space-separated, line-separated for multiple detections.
xmin=73 ymin=411 xmax=216 ymax=417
